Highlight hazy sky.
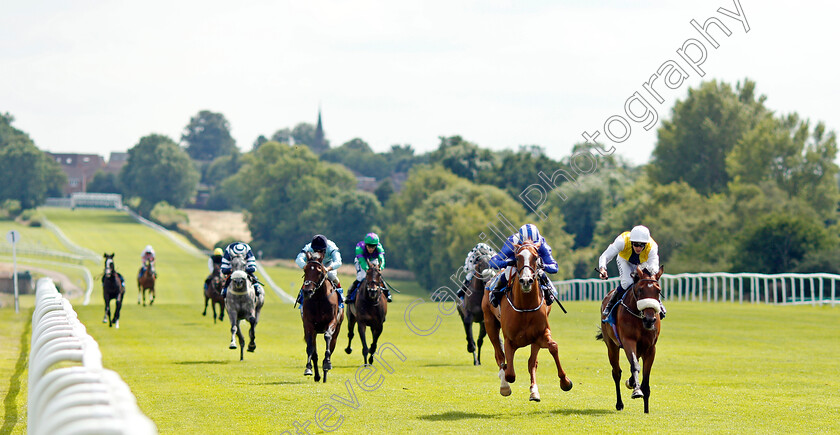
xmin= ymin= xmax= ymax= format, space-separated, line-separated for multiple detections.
xmin=2 ymin=0 xmax=838 ymax=164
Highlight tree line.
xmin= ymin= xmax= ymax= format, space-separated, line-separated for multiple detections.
xmin=3 ymin=78 xmax=838 ymax=291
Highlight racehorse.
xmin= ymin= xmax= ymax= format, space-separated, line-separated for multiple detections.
xmin=300 ymin=251 xmax=344 ymax=382
xmin=482 ymin=241 xmax=573 ymax=401
xmin=224 ymin=256 xmax=264 ymax=361
xmin=203 ymin=262 xmax=225 ymax=323
xmin=458 ymin=253 xmax=492 ymax=365
xmin=344 ymin=260 xmax=387 ymax=365
xmin=597 ymin=265 xmax=664 ymax=413
xmin=137 ymin=258 xmax=156 ymax=306
xmin=101 ymin=253 xmax=125 ymax=328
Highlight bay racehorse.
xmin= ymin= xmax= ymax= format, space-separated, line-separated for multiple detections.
xmin=101 ymin=253 xmax=125 ymax=328
xmin=300 ymin=251 xmax=344 ymax=382
xmin=345 ymin=260 xmax=387 ymax=365
xmin=203 ymin=262 xmax=225 ymax=323
xmin=597 ymin=265 xmax=664 ymax=413
xmin=224 ymin=256 xmax=264 ymax=361
xmin=137 ymin=258 xmax=156 ymax=306
xmin=482 ymin=241 xmax=573 ymax=401
xmin=458 ymin=253 xmax=492 ymax=365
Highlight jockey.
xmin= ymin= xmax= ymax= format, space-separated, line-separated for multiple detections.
xmin=295 ymin=234 xmax=344 ymax=308
xmin=598 ymin=225 xmax=666 ymax=319
xmin=456 ymin=243 xmax=497 ymax=300
xmin=138 ymin=245 xmax=156 ymax=279
xmin=345 ymin=232 xmax=390 ymax=304
xmin=487 ymin=224 xmax=560 ymax=308
xmin=204 ymin=247 xmax=224 ymax=292
xmin=220 ymin=242 xmax=264 ymax=299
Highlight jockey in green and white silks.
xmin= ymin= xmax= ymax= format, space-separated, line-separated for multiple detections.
xmin=345 ymin=232 xmax=391 ymax=303
xmin=295 ymin=234 xmax=344 ymax=308
xmin=487 ymin=224 xmax=560 ymax=308
xmin=456 ymin=243 xmax=497 ymax=300
xmin=598 ymin=225 xmax=666 ymax=320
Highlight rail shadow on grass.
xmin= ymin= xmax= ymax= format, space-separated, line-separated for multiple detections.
xmin=174 ymin=360 xmax=231 ymax=365
xmin=417 ymin=411 xmax=493 ymax=421
xmin=2 ymin=309 xmax=32 ymax=435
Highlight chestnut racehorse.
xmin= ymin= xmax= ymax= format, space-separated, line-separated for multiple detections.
xmin=482 ymin=241 xmax=573 ymax=401
xmin=597 ymin=265 xmax=664 ymax=413
xmin=300 ymin=251 xmax=344 ymax=382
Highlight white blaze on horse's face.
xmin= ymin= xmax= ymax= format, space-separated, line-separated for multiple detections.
xmin=518 ymin=248 xmax=535 ymax=293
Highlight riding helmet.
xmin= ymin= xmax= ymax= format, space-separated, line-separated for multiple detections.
xmin=364 ymin=232 xmax=380 ymax=246
xmin=213 ymin=247 xmax=223 ymax=256
xmin=629 ymin=225 xmax=651 ymax=243
xmin=311 ymin=235 xmax=328 ymax=251
xmin=517 ymin=224 xmax=541 ymax=243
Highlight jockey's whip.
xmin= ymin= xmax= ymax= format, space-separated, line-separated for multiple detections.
xmin=380 ymin=278 xmax=401 ymax=294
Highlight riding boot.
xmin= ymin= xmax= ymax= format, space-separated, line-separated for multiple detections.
xmin=335 ymin=287 xmax=344 ymax=309
xmin=457 ymin=279 xmax=469 ymax=300
xmin=660 ymin=301 xmax=667 ymax=320
xmin=602 ymin=285 xmax=624 ymax=317
xmin=295 ymin=290 xmax=303 ymax=307
xmin=221 ymin=276 xmax=231 ymax=298
xmin=538 ymin=272 xmax=556 ymax=306
xmin=248 ymin=274 xmax=263 ymax=297
xmin=489 ymin=276 xmax=507 ymax=308
xmin=384 ymin=288 xmax=392 ymax=302
xmin=345 ymin=280 xmax=359 ymax=303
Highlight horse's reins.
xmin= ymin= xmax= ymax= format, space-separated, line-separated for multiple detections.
xmin=620 ymin=278 xmax=661 ymax=319
xmin=506 ymin=244 xmax=544 ymax=313
xmin=302 ymin=260 xmax=331 ymax=295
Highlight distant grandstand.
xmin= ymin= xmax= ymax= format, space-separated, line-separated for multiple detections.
xmin=45 ymin=193 xmax=123 ymax=209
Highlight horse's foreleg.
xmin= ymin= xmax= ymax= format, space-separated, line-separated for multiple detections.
xmin=203 ymin=296 xmax=209 ymax=316
xmin=103 ymin=299 xmax=110 ymax=324
xmin=247 ymin=315 xmax=257 ymax=352
xmin=476 ymin=321 xmax=487 ymax=366
xmin=460 ymin=311 xmax=476 ymax=354
xmin=344 ymin=311 xmax=356 ymax=354
xmin=483 ymin=305 xmax=505 ymax=370
xmin=622 ymin=339 xmax=643 ymax=398
xmin=606 ymin=333 xmax=624 ymax=411
xmin=113 ymin=293 xmax=123 ymax=329
xmin=229 ymin=317 xmax=239 ymax=349
xmin=323 ymin=326 xmax=335 ymax=373
xmin=503 ymin=338 xmax=517 ymax=384
xmin=150 ymin=287 xmax=155 ymax=305
xmin=641 ymin=347 xmax=656 ymax=413
xmin=528 ymin=344 xmax=540 ymax=402
xmin=237 ymin=324 xmax=245 ymax=361
xmin=137 ymin=284 xmax=141 ymax=305
xmin=358 ymin=323 xmax=369 ymax=366
xmin=544 ymin=330 xmax=573 ymax=391
xmin=219 ymin=301 xmax=225 ymax=322
xmin=304 ymin=332 xmax=315 ymax=376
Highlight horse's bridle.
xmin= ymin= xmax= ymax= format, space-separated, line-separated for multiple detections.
xmin=302 ymin=260 xmax=327 ymax=294
xmin=104 ymin=259 xmax=114 ymax=278
xmin=507 ymin=243 xmax=543 ymax=312
xmin=514 ymin=243 xmax=539 ymax=278
xmin=622 ymin=278 xmax=662 ymax=319
xmin=363 ymin=268 xmax=385 ymax=303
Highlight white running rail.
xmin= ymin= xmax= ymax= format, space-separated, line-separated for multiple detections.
xmin=27 ymin=278 xmax=157 ymax=435
xmin=555 ymin=272 xmax=840 ymax=306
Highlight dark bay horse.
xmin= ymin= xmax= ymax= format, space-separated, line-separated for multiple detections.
xmin=482 ymin=242 xmax=573 ymax=401
xmin=224 ymin=256 xmax=264 ymax=361
xmin=300 ymin=251 xmax=344 ymax=382
xmin=137 ymin=259 xmax=156 ymax=306
xmin=345 ymin=261 xmax=387 ymax=365
xmin=458 ymin=254 xmax=492 ymax=365
xmin=203 ymin=262 xmax=225 ymax=323
xmin=101 ymin=253 xmax=125 ymax=329
xmin=597 ymin=265 xmax=664 ymax=413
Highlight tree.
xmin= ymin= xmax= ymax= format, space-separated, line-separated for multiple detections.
xmin=374 ymin=178 xmax=395 ymax=204
xmin=0 ymin=113 xmax=65 ymax=209
xmin=478 ymin=145 xmax=565 ymax=198
xmin=733 ymin=213 xmax=827 ymax=273
xmin=650 ymin=79 xmax=766 ymax=195
xmin=182 ymin=110 xmax=237 ymax=161
xmin=87 ymin=171 xmax=121 ymax=194
xmin=321 ymin=138 xmax=390 ymax=179
xmin=120 ymin=134 xmax=200 ymax=214
xmin=428 ymin=136 xmax=495 ymax=181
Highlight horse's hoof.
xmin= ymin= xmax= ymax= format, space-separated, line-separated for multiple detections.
xmin=625 ymin=379 xmax=634 ymax=390
xmin=229 ymin=344 xmax=237 ymax=349
xmin=467 ymin=343 xmax=476 ymax=353
xmin=304 ymin=368 xmax=313 ymax=376
xmin=323 ymin=362 xmax=332 ymax=371
xmin=345 ymin=347 xmax=352 ymax=354
xmin=560 ymin=378 xmax=573 ymax=391
xmin=529 ymin=395 xmax=540 ymax=402
xmin=632 ymin=388 xmax=643 ymax=399
xmin=368 ymin=355 xmax=374 ymax=365
xmin=616 ymin=402 xmax=624 ymax=411
xmin=202 ymin=312 xmax=207 ymax=316
xmin=115 ymin=322 xmax=119 ymax=329
xmin=500 ymin=385 xmax=512 ymax=396
xmin=247 ymin=343 xmax=256 ymax=352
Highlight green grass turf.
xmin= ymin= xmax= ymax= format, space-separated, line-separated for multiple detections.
xmin=2 ymin=208 xmax=839 ymax=434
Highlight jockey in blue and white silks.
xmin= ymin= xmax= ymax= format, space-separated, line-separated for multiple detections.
xmin=220 ymin=241 xmax=263 ymax=298
xmin=294 ymin=234 xmax=344 ymax=308
xmin=487 ymin=224 xmax=559 ymax=307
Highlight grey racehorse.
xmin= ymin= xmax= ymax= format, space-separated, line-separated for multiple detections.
xmin=224 ymin=256 xmax=265 ymax=361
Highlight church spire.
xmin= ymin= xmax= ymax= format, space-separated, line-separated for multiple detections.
xmin=313 ymin=106 xmax=327 ymax=154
